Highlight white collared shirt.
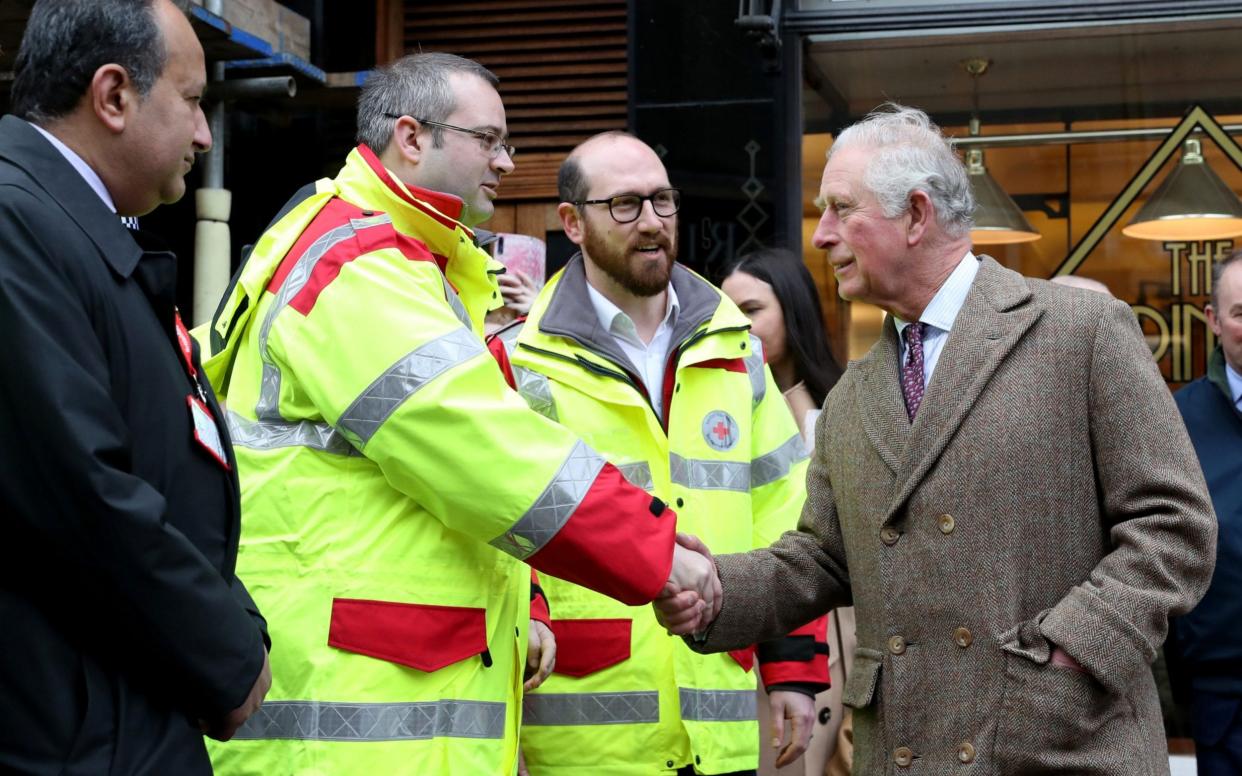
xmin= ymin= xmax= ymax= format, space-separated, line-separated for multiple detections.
xmin=893 ymin=250 xmax=980 ymax=388
xmin=1226 ymin=360 xmax=1242 ymax=409
xmin=29 ymin=121 xmax=117 ymax=213
xmin=586 ymin=282 xmax=680 ymax=419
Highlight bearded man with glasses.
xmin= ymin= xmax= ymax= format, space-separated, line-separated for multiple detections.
xmin=488 ymin=131 xmax=828 ymax=776
xmin=201 ymin=55 xmax=714 ymax=775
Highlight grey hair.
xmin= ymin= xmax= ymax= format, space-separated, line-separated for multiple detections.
xmin=355 ymin=52 xmax=499 ymax=152
xmin=1212 ymin=249 xmax=1242 ymax=310
xmin=830 ymin=103 xmax=975 ymax=239
xmin=11 ymin=0 xmax=192 ymax=124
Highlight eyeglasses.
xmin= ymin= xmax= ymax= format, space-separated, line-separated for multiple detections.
xmin=576 ymin=188 xmax=681 ymax=223
xmin=385 ymin=113 xmax=516 ymax=159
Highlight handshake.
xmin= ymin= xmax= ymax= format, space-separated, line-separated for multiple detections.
xmin=653 ymin=533 xmax=722 ymax=637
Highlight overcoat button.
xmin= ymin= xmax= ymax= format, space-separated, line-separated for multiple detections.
xmin=888 ymin=635 xmax=907 ymax=655
xmin=893 ymin=746 xmax=914 ymax=767
xmin=958 ymin=742 xmax=976 ymax=763
xmin=954 ymin=627 xmax=973 ymax=648
xmin=938 ymin=513 xmax=955 ymax=534
xmin=881 ymin=526 xmax=900 ymax=545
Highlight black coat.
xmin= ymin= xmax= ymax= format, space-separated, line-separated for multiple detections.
xmin=0 ymin=115 xmax=267 ymax=774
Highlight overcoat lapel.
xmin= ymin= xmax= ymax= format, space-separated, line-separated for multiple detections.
xmin=853 ymin=321 xmax=910 ymax=474
xmin=882 ymin=257 xmax=1042 ymax=524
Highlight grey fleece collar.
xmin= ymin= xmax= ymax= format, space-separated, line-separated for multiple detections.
xmin=536 ymin=253 xmax=724 ymax=373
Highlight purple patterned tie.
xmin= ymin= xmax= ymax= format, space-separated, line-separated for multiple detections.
xmin=901 ymin=322 xmax=926 ymax=421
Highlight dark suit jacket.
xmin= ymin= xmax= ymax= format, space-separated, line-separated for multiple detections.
xmin=0 ymin=115 xmax=266 ymax=774
xmin=695 ymin=257 xmax=1217 ymax=775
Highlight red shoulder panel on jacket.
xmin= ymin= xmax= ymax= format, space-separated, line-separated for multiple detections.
xmin=285 ymin=212 xmax=438 ymax=316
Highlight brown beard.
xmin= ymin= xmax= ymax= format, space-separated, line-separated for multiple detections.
xmin=581 ymin=217 xmax=678 ymax=297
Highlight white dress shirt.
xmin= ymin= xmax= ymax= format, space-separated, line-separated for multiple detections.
xmin=30 ymin=121 xmax=117 ymax=212
xmin=1226 ymin=360 xmax=1242 ymax=409
xmin=894 ymin=251 xmax=980 ymax=388
xmin=586 ymin=282 xmax=680 ymax=419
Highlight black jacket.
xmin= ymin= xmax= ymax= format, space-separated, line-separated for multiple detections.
xmin=0 ymin=115 xmax=267 ymax=774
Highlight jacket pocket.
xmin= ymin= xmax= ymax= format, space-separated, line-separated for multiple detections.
xmin=841 ymin=647 xmax=883 ymax=709
xmin=328 ymin=598 xmax=488 ymax=672
xmin=549 ymin=619 xmax=631 ymax=677
xmin=993 ymin=618 xmax=1146 ymax=775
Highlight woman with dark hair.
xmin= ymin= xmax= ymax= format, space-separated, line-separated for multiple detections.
xmin=722 ymin=248 xmax=843 ymax=440
xmin=722 ymin=248 xmax=855 ymax=776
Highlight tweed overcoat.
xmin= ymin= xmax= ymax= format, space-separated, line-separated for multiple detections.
xmin=696 ymin=256 xmax=1217 ymax=775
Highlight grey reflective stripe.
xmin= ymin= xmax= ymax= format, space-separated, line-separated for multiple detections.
xmin=616 ymin=461 xmax=654 ymax=492
xmin=227 ymin=410 xmax=358 ymax=456
xmin=679 ymin=688 xmax=757 ymax=722
xmin=256 ymin=215 xmax=392 ymax=420
xmin=443 ymin=275 xmax=473 ymax=329
xmin=490 ymin=440 xmax=605 ymax=559
xmin=669 ymin=453 xmax=750 ymax=493
xmin=337 ymin=328 xmax=485 ymax=447
xmin=522 ymin=691 xmax=659 ymax=726
xmin=256 ymin=362 xmax=284 ymax=421
xmin=744 ymin=335 xmax=766 ymax=408
xmin=491 ymin=325 xmax=556 ymax=420
xmin=513 ymin=366 xmax=558 ymax=421
xmin=750 ymin=433 xmax=809 ymax=488
xmin=234 ymin=699 xmax=505 ymax=741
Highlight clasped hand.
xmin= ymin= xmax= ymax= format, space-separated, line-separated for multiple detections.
xmin=653 ymin=533 xmax=722 ymax=636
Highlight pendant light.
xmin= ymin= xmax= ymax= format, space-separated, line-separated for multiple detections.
xmin=1122 ymin=137 xmax=1242 ymax=241
xmin=962 ymin=60 xmax=1041 ymax=245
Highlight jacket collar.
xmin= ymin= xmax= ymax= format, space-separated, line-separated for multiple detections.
xmin=355 ymin=143 xmax=469 ymax=233
xmin=0 ymin=115 xmax=142 ymax=277
xmin=534 ymin=253 xmax=727 ymax=370
xmin=1206 ymin=346 xmax=1242 ymax=416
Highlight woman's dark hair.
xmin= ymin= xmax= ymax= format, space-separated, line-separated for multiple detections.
xmin=722 ymin=248 xmax=843 ymax=406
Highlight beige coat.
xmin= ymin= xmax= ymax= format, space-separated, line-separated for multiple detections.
xmin=698 ymin=257 xmax=1217 ymax=775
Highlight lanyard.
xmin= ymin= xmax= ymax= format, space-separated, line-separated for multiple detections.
xmin=174 ymin=308 xmax=208 ymax=403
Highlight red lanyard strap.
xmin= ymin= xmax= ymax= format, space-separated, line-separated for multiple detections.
xmin=174 ymin=309 xmax=207 ymax=402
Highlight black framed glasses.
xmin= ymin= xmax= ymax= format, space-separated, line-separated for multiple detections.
xmin=384 ymin=113 xmax=516 ymax=159
xmin=576 ymin=188 xmax=681 ymax=223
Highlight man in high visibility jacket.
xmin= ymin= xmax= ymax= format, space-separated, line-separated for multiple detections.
xmin=200 ymin=54 xmax=716 ymax=775
xmin=488 ymin=132 xmax=829 ymax=776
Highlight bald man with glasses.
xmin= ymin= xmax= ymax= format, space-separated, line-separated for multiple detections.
xmin=488 ymin=131 xmax=828 ymax=776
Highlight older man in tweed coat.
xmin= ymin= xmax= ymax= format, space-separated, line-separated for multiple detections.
xmin=656 ymin=104 xmax=1216 ymax=775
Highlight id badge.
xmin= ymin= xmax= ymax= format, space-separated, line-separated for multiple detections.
xmin=188 ymin=395 xmax=231 ymax=470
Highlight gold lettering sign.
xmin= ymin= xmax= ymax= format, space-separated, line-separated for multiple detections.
xmin=1134 ymin=240 xmax=1225 ymax=383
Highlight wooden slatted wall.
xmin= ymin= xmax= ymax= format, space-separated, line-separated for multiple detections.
xmin=382 ymin=0 xmax=628 ymax=202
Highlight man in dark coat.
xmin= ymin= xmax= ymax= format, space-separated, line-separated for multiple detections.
xmin=1170 ymin=250 xmax=1242 ymax=775
xmin=0 ymin=1 xmax=270 ymax=773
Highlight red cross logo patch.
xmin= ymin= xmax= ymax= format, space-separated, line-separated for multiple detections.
xmin=702 ymin=410 xmax=739 ymax=451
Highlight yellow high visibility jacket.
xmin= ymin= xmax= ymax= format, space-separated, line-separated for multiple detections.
xmin=489 ymin=257 xmax=828 ymax=775
xmin=199 ymin=147 xmax=676 ymax=775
